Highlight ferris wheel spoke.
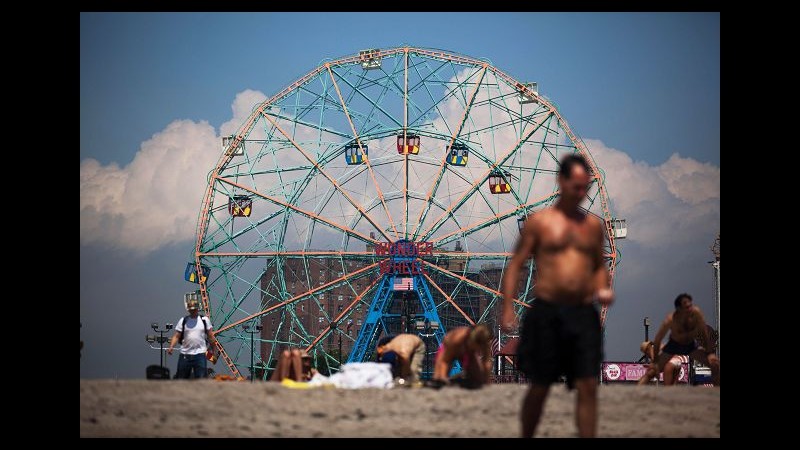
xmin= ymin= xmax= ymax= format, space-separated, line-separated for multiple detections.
xmin=411 ymin=65 xmax=488 ymax=241
xmin=327 ymin=65 xmax=400 ymax=240
xmin=338 ymin=59 xmax=418 ymax=133
xmin=464 ymin=108 xmax=550 ymax=137
xmin=215 ymin=261 xmax=382 ymax=335
xmin=357 ymin=54 xmax=441 ymax=129
xmin=259 ymin=111 xmax=392 ymax=242
xmin=406 ymin=59 xmax=459 ymax=133
xmin=216 ymin=176 xmax=378 ymax=245
xmin=327 ymin=66 xmax=403 ymax=129
xmin=199 ymin=250 xmax=376 ymax=258
xmin=420 ymin=260 xmax=528 ymax=308
xmin=403 ymin=49 xmax=409 ymax=238
xmin=422 ymin=273 xmax=476 ymax=325
xmin=261 ymin=109 xmax=352 ymax=141
xmin=418 ymin=111 xmax=555 ymax=242
xmin=407 ymin=59 xmax=448 ymax=98
xmin=303 ymin=277 xmax=380 ymax=352
xmin=408 ymin=55 xmax=481 ymax=130
xmin=362 ymin=57 xmax=406 ymax=136
xmin=431 ymin=251 xmax=513 ymax=260
xmin=431 ymin=191 xmax=559 ymax=247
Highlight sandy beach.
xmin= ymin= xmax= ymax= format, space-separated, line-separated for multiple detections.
xmin=80 ymin=380 xmax=719 ymax=437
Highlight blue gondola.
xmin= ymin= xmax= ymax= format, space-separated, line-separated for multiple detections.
xmin=184 ymin=262 xmax=211 ymax=284
xmin=228 ymin=195 xmax=252 ymax=217
xmin=344 ymin=142 xmax=368 ymax=165
xmin=447 ymin=142 xmax=469 ymax=166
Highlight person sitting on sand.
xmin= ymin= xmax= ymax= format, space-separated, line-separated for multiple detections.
xmin=640 ymin=341 xmax=686 ymax=385
xmin=637 ymin=293 xmax=719 ymax=386
xmin=271 ymin=348 xmax=315 ymax=382
xmin=431 ymin=324 xmax=493 ymax=388
xmin=375 ymin=334 xmax=426 ymax=385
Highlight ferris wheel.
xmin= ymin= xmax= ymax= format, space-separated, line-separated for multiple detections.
xmin=188 ymin=47 xmax=621 ymax=379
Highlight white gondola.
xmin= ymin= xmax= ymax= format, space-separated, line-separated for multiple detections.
xmin=222 ymin=135 xmax=244 ymax=156
xmin=611 ymin=218 xmax=627 ymax=239
xmin=359 ymin=49 xmax=382 ymax=70
xmin=517 ymin=82 xmax=539 ymax=105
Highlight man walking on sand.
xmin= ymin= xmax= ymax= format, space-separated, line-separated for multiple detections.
xmin=167 ymin=298 xmax=218 ymax=379
xmin=501 ymin=154 xmax=613 ymax=438
xmin=637 ymin=293 xmax=720 ymax=386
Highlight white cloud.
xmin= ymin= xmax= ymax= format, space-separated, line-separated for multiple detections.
xmin=80 ymin=91 xmax=270 ymax=254
xmin=657 ymin=153 xmax=720 ymax=205
xmin=80 ymin=120 xmax=219 ymax=253
xmin=584 ymin=139 xmax=719 ymax=248
xmin=81 ymin=81 xmax=719 ymax=261
xmin=220 ymin=89 xmax=267 ymax=137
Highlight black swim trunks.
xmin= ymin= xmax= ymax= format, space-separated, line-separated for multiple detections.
xmin=662 ymin=338 xmax=698 ymax=356
xmin=517 ymin=299 xmax=602 ymax=389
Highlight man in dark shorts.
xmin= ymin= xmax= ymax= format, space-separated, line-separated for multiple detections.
xmin=501 ymin=154 xmax=613 ymax=438
xmin=637 ymin=293 xmax=720 ymax=386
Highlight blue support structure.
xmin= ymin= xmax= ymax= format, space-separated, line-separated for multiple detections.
xmin=348 ymin=272 xmax=447 ymax=363
xmin=348 ymin=275 xmax=395 ymax=362
xmin=348 ymin=240 xmax=461 ymax=378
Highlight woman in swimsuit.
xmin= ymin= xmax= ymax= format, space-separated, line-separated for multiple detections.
xmin=432 ymin=324 xmax=493 ymax=388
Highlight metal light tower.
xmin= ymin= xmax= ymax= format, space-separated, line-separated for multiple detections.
xmin=145 ymin=322 xmax=173 ymax=367
xmin=242 ymin=323 xmax=262 ymax=382
xmin=710 ymin=233 xmax=720 ymax=359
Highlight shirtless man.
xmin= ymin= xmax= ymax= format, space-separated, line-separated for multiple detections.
xmin=637 ymin=293 xmax=720 ymax=386
xmin=376 ymin=333 xmax=426 ymax=384
xmin=501 ymin=154 xmax=614 ymax=438
xmin=432 ymin=324 xmax=493 ymax=388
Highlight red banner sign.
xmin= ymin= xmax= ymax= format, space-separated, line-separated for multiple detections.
xmin=379 ymin=260 xmax=427 ymax=275
xmin=601 ymin=362 xmax=689 ymax=383
xmin=374 ymin=241 xmax=433 ymax=257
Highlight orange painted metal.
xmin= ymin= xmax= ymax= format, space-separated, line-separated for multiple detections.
xmin=214 ymin=261 xmax=383 ymax=335
xmin=326 ymin=63 xmax=400 ymax=240
xmin=412 ymin=65 xmax=488 ymax=238
xmin=423 ymin=273 xmax=476 ymax=325
xmin=303 ymin=278 xmax=381 ymax=353
xmin=259 ymin=111 xmax=392 ymax=242
xmin=418 ymin=111 xmax=555 ymax=241
xmin=419 ymin=260 xmax=529 ymax=308
xmin=215 ymin=177 xmax=379 ymax=245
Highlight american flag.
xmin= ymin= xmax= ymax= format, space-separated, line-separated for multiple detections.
xmin=393 ymin=277 xmax=414 ymax=291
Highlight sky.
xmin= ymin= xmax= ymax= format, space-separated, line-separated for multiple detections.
xmin=80 ymin=12 xmax=720 ymax=378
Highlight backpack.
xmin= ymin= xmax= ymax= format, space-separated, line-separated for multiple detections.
xmin=179 ymin=315 xmax=208 ymax=344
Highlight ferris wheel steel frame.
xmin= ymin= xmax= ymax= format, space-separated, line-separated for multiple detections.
xmin=190 ymin=47 xmax=620 ymax=379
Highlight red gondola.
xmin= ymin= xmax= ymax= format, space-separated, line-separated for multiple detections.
xmin=397 ymin=134 xmax=420 ymax=155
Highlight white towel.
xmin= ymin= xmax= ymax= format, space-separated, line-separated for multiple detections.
xmin=308 ymin=362 xmax=394 ymax=389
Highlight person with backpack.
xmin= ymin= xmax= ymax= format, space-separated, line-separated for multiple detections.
xmin=167 ymin=298 xmax=218 ymax=379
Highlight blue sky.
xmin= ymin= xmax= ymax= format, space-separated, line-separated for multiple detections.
xmin=80 ymin=12 xmax=719 ymax=378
